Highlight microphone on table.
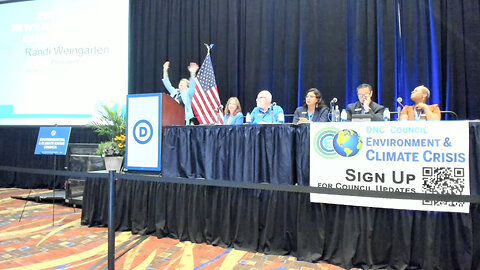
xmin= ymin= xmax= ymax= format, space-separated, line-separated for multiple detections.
xmin=330 ymin=98 xmax=337 ymax=112
xmin=214 ymin=105 xmax=223 ymax=125
xmin=329 ymin=98 xmax=338 ymax=121
xmin=396 ymin=97 xmax=405 ymax=120
xmin=270 ymin=102 xmax=277 ymax=123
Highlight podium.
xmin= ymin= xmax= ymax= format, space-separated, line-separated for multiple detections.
xmin=125 ymin=93 xmax=184 ymax=171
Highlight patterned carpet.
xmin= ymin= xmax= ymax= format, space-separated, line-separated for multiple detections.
xmin=0 ymin=188 xmax=350 ymax=270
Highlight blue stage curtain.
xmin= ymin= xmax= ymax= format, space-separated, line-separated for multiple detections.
xmin=345 ymin=0 xmax=397 ymax=110
xmin=129 ymin=0 xmax=480 ymax=120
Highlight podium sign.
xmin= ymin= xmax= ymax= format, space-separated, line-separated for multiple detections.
xmin=34 ymin=127 xmax=71 ymax=155
xmin=125 ymin=94 xmax=162 ymax=171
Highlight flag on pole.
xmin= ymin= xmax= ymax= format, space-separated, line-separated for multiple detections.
xmin=192 ymin=48 xmax=223 ymax=124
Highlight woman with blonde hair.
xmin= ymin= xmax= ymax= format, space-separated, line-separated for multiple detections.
xmin=223 ymin=97 xmax=244 ymax=125
xmin=399 ymin=85 xmax=441 ymax=120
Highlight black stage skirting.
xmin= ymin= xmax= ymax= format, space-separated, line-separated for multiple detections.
xmin=82 ymin=123 xmax=480 ymax=269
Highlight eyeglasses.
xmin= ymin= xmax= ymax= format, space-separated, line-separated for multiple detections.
xmin=357 ymin=93 xmax=370 ymax=98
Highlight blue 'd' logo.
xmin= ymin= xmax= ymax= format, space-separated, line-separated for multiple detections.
xmin=133 ymin=120 xmax=153 ymax=144
xmin=314 ymin=128 xmax=363 ymax=158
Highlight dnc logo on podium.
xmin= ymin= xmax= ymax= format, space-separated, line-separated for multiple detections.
xmin=133 ymin=119 xmax=153 ymax=144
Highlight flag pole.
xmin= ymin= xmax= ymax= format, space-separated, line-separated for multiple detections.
xmin=203 ymin=43 xmax=210 ymax=55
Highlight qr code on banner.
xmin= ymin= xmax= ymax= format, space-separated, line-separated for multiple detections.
xmin=422 ymin=167 xmax=465 ymax=207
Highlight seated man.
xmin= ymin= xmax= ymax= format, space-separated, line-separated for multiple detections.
xmin=346 ymin=83 xmax=385 ymax=121
xmin=250 ymin=90 xmax=285 ymax=124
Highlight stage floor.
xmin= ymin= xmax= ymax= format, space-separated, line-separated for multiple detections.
xmin=0 ymin=188 xmax=350 ymax=270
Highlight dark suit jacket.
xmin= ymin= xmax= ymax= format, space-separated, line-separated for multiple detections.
xmin=346 ymin=101 xmax=385 ymax=121
xmin=293 ymin=106 xmax=329 ymax=123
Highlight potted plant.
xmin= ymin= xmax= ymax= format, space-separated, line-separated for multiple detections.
xmin=91 ymin=105 xmax=126 ymax=172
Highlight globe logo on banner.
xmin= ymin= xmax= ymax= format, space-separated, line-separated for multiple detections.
xmin=314 ymin=128 xmax=363 ymax=158
xmin=332 ymin=129 xmax=363 ymax=157
xmin=133 ymin=119 xmax=153 ymax=144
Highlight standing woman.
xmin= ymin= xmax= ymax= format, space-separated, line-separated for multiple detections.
xmin=293 ymin=88 xmax=329 ymax=123
xmin=223 ymin=97 xmax=244 ymax=125
xmin=399 ymin=85 xmax=441 ymax=120
xmin=162 ymin=61 xmax=199 ymax=125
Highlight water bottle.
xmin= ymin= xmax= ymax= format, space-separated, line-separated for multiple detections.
xmin=245 ymin=112 xmax=252 ymax=124
xmin=333 ymin=105 xmax=340 ymax=122
xmin=340 ymin=109 xmax=347 ymax=122
xmin=383 ymin=107 xmax=390 ymax=121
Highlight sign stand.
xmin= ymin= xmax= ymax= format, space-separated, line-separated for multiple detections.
xmin=18 ymin=126 xmax=71 ymax=225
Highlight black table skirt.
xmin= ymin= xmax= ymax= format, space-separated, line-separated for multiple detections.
xmin=162 ymin=124 xmax=297 ymax=185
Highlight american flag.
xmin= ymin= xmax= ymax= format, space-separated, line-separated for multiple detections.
xmin=192 ymin=54 xmax=224 ymax=124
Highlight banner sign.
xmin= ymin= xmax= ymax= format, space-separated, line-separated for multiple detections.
xmin=34 ymin=127 xmax=71 ymax=155
xmin=310 ymin=121 xmax=470 ymax=213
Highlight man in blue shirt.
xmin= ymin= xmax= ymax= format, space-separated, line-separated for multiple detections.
xmin=249 ymin=90 xmax=285 ymax=124
xmin=162 ymin=61 xmax=199 ymax=125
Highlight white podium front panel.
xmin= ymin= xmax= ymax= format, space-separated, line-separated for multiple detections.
xmin=125 ymin=94 xmax=161 ymax=171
